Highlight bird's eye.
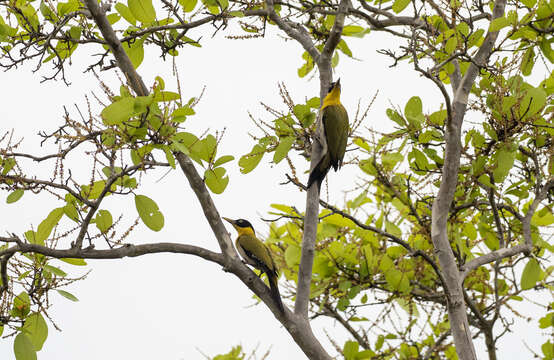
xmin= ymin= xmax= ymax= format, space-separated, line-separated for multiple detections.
xmin=328 ymin=84 xmax=334 ymax=93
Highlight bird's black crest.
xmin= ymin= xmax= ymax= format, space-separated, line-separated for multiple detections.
xmin=235 ymin=219 xmax=254 ymax=229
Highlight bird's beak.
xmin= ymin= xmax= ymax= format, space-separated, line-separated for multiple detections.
xmin=336 ymin=78 xmax=341 ymax=86
xmin=222 ymin=217 xmax=236 ymax=227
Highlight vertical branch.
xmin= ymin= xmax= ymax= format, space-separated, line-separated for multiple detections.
xmin=296 ymin=0 xmax=350 ymax=318
xmin=430 ymin=0 xmax=507 ymax=359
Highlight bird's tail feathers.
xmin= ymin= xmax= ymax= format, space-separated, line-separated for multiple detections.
xmin=307 ymin=165 xmax=327 ymax=191
xmin=268 ymin=272 xmax=284 ymax=312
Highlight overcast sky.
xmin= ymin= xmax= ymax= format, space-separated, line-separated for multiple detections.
xmin=0 ymin=16 xmax=549 ymax=360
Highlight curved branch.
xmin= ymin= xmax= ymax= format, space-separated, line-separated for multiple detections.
xmin=0 ymin=238 xmax=223 ymax=263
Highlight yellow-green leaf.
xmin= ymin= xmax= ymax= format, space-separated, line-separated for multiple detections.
xmin=273 ymin=136 xmax=294 ymax=164
xmin=135 ymin=195 xmax=164 ymax=231
xmin=6 ymin=189 xmax=24 ymax=204
xmin=14 ymin=333 xmax=36 ymax=360
xmin=521 ymin=258 xmax=541 ymax=290
xmin=115 ymin=3 xmax=136 ymax=25
xmin=59 ymin=258 xmax=87 ymax=266
xmin=22 ymin=313 xmax=48 ymax=351
xmin=392 ymin=0 xmax=411 ymax=13
xmin=128 ymin=0 xmax=156 ymax=23
xmin=204 ymin=167 xmax=229 ymax=194
xmin=489 ymin=17 xmax=510 ymax=32
xmin=57 ymin=289 xmax=79 ymax=302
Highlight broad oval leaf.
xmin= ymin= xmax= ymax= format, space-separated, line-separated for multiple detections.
xmin=36 ymin=208 xmax=64 ymax=245
xmin=214 ymin=155 xmax=234 ymax=167
xmin=273 ymin=136 xmax=294 ymax=164
xmin=128 ymin=0 xmax=156 ymax=23
xmin=204 ymin=167 xmax=229 ymax=194
xmin=95 ymin=209 xmax=113 ymax=233
xmin=22 ymin=313 xmax=48 ymax=351
xmin=178 ymin=0 xmax=197 ymax=12
xmin=392 ymin=0 xmax=411 ymax=13
xmin=14 ymin=333 xmax=36 ymax=360
xmin=239 ymin=144 xmax=265 ymax=174
xmin=101 ymin=97 xmax=136 ymax=125
xmin=115 ymin=3 xmax=136 ymax=25
xmin=135 ymin=195 xmax=164 ymax=231
xmin=521 ymin=258 xmax=541 ymax=290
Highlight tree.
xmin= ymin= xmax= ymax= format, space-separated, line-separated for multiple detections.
xmin=0 ymin=0 xmax=552 ymax=359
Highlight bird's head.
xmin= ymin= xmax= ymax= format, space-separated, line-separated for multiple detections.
xmin=322 ymin=78 xmax=342 ymax=108
xmin=328 ymin=78 xmax=341 ymax=94
xmin=223 ymin=217 xmax=255 ymax=236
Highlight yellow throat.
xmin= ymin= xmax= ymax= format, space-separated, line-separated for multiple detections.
xmin=322 ymin=84 xmax=341 ymax=109
xmin=234 ymin=225 xmax=255 ymax=237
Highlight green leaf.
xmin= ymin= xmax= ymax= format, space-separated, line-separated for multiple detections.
xmin=14 ymin=333 xmax=36 ymax=360
xmin=153 ymin=91 xmax=180 ymax=102
xmin=178 ymin=0 xmax=197 ymax=12
xmin=492 ymin=143 xmax=516 ymax=182
xmin=343 ymin=340 xmax=359 ymax=360
xmin=392 ymin=0 xmax=411 ymax=13
xmin=13 ymin=292 xmax=30 ymax=318
xmin=171 ymin=106 xmax=195 ymax=123
xmin=404 ymin=96 xmax=424 ymax=126
xmin=342 ymin=25 xmax=369 ymax=37
xmin=520 ymin=47 xmax=535 ymax=76
xmin=532 ymin=209 xmax=554 ymax=226
xmin=445 ymin=35 xmax=457 ymax=54
xmin=239 ymin=144 xmax=265 ymax=174
xmin=128 ymin=0 xmax=156 ymax=23
xmin=489 ymin=17 xmax=510 ymax=32
xmin=273 ymin=136 xmax=294 ymax=164
xmin=115 ymin=3 xmax=136 ymax=25
xmin=520 ymin=87 xmax=546 ymax=118
xmin=43 ymin=265 xmax=67 ymax=277
xmin=204 ymin=167 xmax=229 ymax=194
xmin=59 ymin=258 xmax=87 ymax=266
xmin=22 ymin=313 xmax=48 ymax=351
xmin=135 ymin=195 xmax=164 ymax=231
xmin=36 ymin=208 xmax=64 ymax=245
xmin=123 ymin=38 xmax=145 ymax=69
xmin=57 ymin=289 xmax=79 ymax=302
xmin=284 ymin=245 xmax=301 ymax=267
xmin=214 ymin=155 xmax=234 ymax=167
xmin=385 ymin=220 xmax=402 ymax=238
xmin=95 ymin=209 xmax=113 ymax=233
xmin=6 ymin=189 xmax=24 ymax=203
xmin=101 ymin=97 xmax=136 ymax=125
xmin=81 ymin=180 xmax=111 ymax=200
xmin=337 ymin=40 xmax=352 ymax=57
xmin=521 ymin=258 xmax=541 ymax=290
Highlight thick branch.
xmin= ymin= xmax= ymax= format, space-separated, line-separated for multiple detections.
xmin=0 ymin=239 xmax=223 ymax=264
xmin=82 ymin=0 xmax=148 ymax=96
xmin=175 ymin=153 xmax=235 ymax=258
xmin=295 ymin=0 xmax=349 ymax=319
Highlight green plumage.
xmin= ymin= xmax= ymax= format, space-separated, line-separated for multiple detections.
xmin=308 ymin=103 xmax=349 ymax=189
xmin=223 ymin=217 xmax=284 ymax=312
xmin=236 ymin=234 xmax=283 ymax=312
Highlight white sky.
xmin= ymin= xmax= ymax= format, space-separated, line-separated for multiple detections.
xmin=0 ymin=17 xmax=549 ymax=360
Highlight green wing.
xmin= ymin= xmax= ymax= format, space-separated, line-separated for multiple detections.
xmin=322 ymin=104 xmax=349 ymax=171
xmin=237 ymin=234 xmax=276 ymax=273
